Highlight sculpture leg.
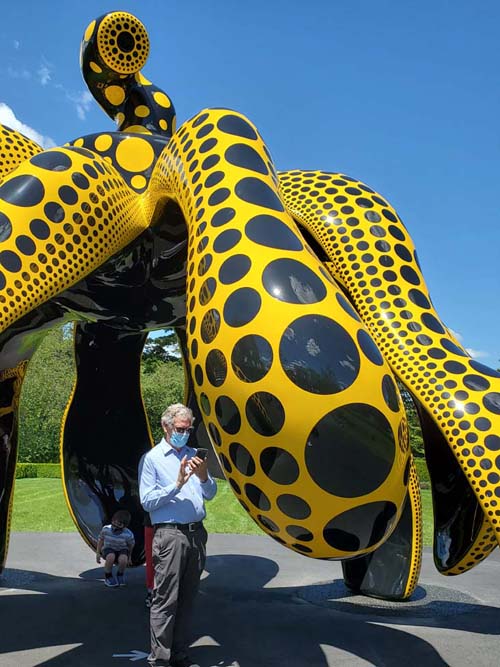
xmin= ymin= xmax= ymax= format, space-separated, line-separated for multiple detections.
xmin=61 ymin=323 xmax=151 ymax=564
xmin=0 ymin=361 xmax=28 ymax=572
xmin=278 ymin=169 xmax=500 ymax=569
xmin=342 ymin=456 xmax=423 ymax=600
xmin=149 ymin=109 xmax=410 ymax=564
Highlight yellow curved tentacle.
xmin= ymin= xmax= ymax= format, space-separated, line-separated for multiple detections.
xmin=0 ymin=125 xmax=42 ymax=182
xmin=404 ymin=456 xmax=423 ymax=596
xmin=146 ymin=109 xmax=410 ymax=560
xmin=0 ymin=147 xmax=147 ymax=335
xmin=279 ymin=169 xmax=500 ymax=559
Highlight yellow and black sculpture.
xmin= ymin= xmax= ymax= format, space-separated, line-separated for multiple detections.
xmin=0 ymin=11 xmax=499 ymax=601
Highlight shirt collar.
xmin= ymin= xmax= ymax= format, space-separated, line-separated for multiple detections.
xmin=159 ymin=437 xmax=187 ymax=457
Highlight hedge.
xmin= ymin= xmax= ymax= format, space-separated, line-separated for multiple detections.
xmin=413 ymin=457 xmax=430 ymax=488
xmin=15 ymin=463 xmax=61 ymax=479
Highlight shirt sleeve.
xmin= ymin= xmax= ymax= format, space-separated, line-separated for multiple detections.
xmin=126 ymin=530 xmax=135 ymax=548
xmin=200 ymin=474 xmax=217 ymax=500
xmin=139 ymin=452 xmax=181 ymax=512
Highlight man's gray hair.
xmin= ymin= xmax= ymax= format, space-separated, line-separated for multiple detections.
xmin=161 ymin=403 xmax=194 ymax=428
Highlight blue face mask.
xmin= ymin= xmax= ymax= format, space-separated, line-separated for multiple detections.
xmin=170 ymin=431 xmax=190 ymax=449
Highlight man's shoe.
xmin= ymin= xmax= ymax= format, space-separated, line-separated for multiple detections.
xmin=170 ymin=657 xmax=200 ymax=667
xmin=104 ymin=576 xmax=118 ymax=587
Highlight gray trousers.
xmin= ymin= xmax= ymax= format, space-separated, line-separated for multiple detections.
xmin=148 ymin=524 xmax=207 ymax=666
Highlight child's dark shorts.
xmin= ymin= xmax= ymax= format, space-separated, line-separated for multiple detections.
xmin=102 ymin=548 xmax=129 ymax=560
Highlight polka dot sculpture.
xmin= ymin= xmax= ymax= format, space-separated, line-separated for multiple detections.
xmin=0 ymin=11 xmax=498 ymax=601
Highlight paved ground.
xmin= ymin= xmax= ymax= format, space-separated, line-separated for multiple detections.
xmin=0 ymin=532 xmax=499 ymax=667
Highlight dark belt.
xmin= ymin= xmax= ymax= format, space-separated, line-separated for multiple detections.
xmin=153 ymin=521 xmax=203 ymax=533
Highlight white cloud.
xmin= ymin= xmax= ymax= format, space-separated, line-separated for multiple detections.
xmin=37 ymin=63 xmax=52 ymax=86
xmin=7 ymin=65 xmax=31 ymax=80
xmin=0 ymin=102 xmax=55 ymax=149
xmin=66 ymin=90 xmax=93 ymax=120
xmin=448 ymin=328 xmax=489 ymax=360
xmin=465 ymin=348 xmax=489 ymax=360
xmin=13 ymin=40 xmax=20 ymax=50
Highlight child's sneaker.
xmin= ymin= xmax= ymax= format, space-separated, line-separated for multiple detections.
xmin=104 ymin=575 xmax=118 ymax=587
xmin=117 ymin=573 xmax=126 ymax=587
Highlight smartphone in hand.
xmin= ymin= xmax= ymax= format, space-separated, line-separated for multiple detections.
xmin=195 ymin=448 xmax=208 ymax=460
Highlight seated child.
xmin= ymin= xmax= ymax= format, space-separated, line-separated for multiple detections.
xmin=96 ymin=509 xmax=135 ymax=587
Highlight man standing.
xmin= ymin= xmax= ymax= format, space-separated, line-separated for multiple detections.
xmin=139 ymin=403 xmax=217 ymax=667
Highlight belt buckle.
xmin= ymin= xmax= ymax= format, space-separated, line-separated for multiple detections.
xmin=188 ymin=522 xmax=196 ymax=532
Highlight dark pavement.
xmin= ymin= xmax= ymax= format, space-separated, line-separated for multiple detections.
xmin=0 ymin=532 xmax=499 ymax=666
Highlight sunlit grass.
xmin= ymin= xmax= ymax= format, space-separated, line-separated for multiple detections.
xmin=11 ymin=478 xmax=434 ymax=546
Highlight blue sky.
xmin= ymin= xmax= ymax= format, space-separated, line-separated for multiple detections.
xmin=0 ymin=1 xmax=498 ymax=365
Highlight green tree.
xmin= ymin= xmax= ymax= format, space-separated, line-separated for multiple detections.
xmin=18 ymin=326 xmax=186 ymax=462
xmin=397 ymin=380 xmax=424 ymax=458
xmin=18 ymin=326 xmax=75 ymax=462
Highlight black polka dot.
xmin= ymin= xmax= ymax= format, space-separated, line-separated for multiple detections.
xmin=257 ymin=515 xmax=279 ymax=532
xmin=0 ymin=212 xmax=12 ymax=242
xmin=58 ymin=185 xmax=78 ymax=205
xmin=215 ymin=395 xmax=241 ymax=434
xmin=408 ymin=289 xmax=430 ymax=309
xmin=197 ymin=254 xmax=213 ymax=277
xmin=200 ymin=393 xmax=211 ymax=415
xmin=286 ymin=525 xmax=313 ymax=541
xmin=323 ymin=501 xmax=397 ymax=551
xmin=199 ymin=278 xmax=216 ymax=305
xmin=485 ymin=435 xmax=500 ymax=451
xmin=213 ymin=229 xmax=241 ymax=253
xmin=194 ymin=365 xmax=204 ymax=386
xmin=205 ymin=349 xmax=227 ymax=386
xmin=30 ymin=150 xmax=72 ymax=171
xmin=200 ymin=309 xmax=221 ymax=343
xmin=208 ymin=422 xmax=222 ymax=446
xmin=463 ymin=375 xmax=490 ymax=391
xmin=483 ymin=393 xmax=500 ymax=415
xmin=382 ymin=375 xmax=400 ymax=412
xmin=280 ymin=315 xmax=359 ymax=394
xmin=0 ymin=271 xmax=5 ymax=290
xmin=469 ymin=360 xmax=500 ymax=378
xmin=0 ymin=175 xmax=44 ymax=206
xmin=229 ymin=442 xmax=256 ymax=476
xmin=231 ymin=334 xmax=273 ymax=382
xmin=245 ymin=214 xmax=302 ymax=251
xmin=217 ymin=114 xmax=258 ymax=140
xmin=225 ymin=144 xmax=268 ymax=175
xmin=394 ymin=244 xmax=412 ymax=262
xmin=223 ymin=288 xmax=261 ymax=327
xmin=29 ymin=219 xmax=50 ymax=240
xmin=235 ymin=177 xmax=284 ymax=212
xmin=246 ymin=392 xmax=285 ymax=436
xmin=219 ymin=254 xmax=251 ymax=285
xmin=262 ymin=259 xmax=326 ymax=304
xmin=15 ymin=236 xmax=36 ymax=255
xmin=208 ymin=188 xmax=230 ymax=206
xmin=244 ymin=483 xmax=271 ymax=510
xmin=357 ymin=329 xmax=384 ymax=365
xmin=400 ymin=266 xmax=420 ymax=285
xmin=260 ymin=447 xmax=299 ymax=485
xmin=336 ymin=293 xmax=361 ymax=321
xmin=205 ymin=171 xmax=224 ymax=188
xmin=44 ymin=202 xmax=65 ymax=223
xmin=277 ymin=494 xmax=311 ymax=519
xmin=211 ymin=207 xmax=235 ymax=227
xmin=306 ymin=404 xmax=396 ymax=497
xmin=441 ymin=339 xmax=467 ymax=356
xmin=421 ymin=313 xmax=445 ymax=334
xmin=72 ymin=172 xmax=90 ymax=189
xmin=0 ymin=250 xmax=21 ymax=272
xmin=444 ymin=361 xmax=467 ymax=374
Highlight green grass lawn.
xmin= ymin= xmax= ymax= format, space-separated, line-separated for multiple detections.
xmin=11 ymin=478 xmax=434 ymax=546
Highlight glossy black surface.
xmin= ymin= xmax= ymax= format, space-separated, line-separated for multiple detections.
xmin=342 ymin=488 xmax=414 ymax=600
xmin=417 ymin=405 xmax=485 ymax=572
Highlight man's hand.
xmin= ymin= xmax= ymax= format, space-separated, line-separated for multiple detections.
xmin=189 ymin=455 xmax=209 ymax=482
xmin=176 ymin=455 xmax=193 ymax=489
